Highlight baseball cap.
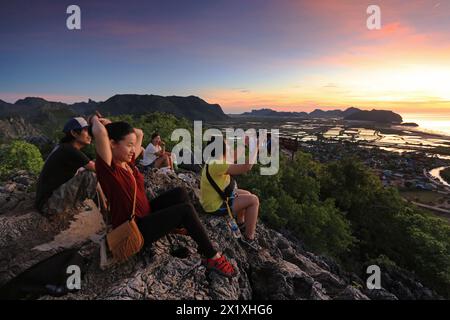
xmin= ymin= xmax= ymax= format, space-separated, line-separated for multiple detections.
xmin=62 ymin=117 xmax=89 ymax=133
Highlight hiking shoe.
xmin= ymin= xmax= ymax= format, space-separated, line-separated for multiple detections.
xmin=239 ymin=236 xmax=261 ymax=251
xmin=202 ymin=255 xmax=237 ymax=278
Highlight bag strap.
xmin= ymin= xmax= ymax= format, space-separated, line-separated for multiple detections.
xmin=206 ymin=165 xmax=237 ymax=226
xmin=125 ymin=163 xmax=138 ymax=220
xmin=205 ymin=164 xmax=227 ymax=201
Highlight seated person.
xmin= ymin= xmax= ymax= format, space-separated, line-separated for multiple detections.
xmin=200 ymin=137 xmax=260 ymax=250
xmin=141 ymin=132 xmax=174 ymax=170
xmin=35 ymin=117 xmax=97 ymax=216
xmin=90 ymin=115 xmax=236 ymax=278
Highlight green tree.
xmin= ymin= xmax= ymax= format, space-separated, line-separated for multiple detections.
xmin=319 ymin=157 xmax=450 ymax=297
xmin=237 ymin=152 xmax=354 ymax=257
xmin=110 ymin=112 xmax=193 ymax=150
xmin=0 ymin=140 xmax=44 ymax=178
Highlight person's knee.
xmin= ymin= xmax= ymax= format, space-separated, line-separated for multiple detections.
xmin=176 ymin=186 xmax=189 ymax=200
xmin=252 ymin=194 xmax=259 ymax=206
xmin=181 ymin=202 xmax=198 ymax=219
xmin=169 ymin=186 xmax=188 ymax=198
xmin=186 ymin=202 xmax=196 ymax=214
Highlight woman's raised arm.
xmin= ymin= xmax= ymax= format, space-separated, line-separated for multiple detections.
xmin=90 ymin=115 xmax=113 ymax=166
xmin=134 ymin=128 xmax=144 ymax=159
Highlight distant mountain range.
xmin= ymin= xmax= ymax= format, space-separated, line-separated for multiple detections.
xmin=0 ymin=94 xmax=228 ymax=122
xmin=0 ymin=94 xmax=229 ymax=143
xmin=0 ymin=96 xmax=405 ymax=144
xmin=239 ymin=107 xmax=403 ymax=123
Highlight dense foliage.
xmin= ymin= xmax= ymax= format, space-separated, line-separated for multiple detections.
xmin=237 ymin=152 xmax=450 ymax=297
xmin=5 ymin=110 xmax=449 ymax=297
xmin=110 ymin=112 xmax=194 ymax=150
xmin=0 ymin=140 xmax=44 ymax=178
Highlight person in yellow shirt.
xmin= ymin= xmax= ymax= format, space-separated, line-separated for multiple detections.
xmin=200 ymin=137 xmax=260 ymax=249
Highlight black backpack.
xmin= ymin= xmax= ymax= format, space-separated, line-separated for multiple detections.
xmin=0 ymin=248 xmax=88 ymax=300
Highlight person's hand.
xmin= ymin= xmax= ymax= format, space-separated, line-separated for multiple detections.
xmin=134 ymin=128 xmax=143 ymax=136
xmin=88 ymin=111 xmax=110 ymax=126
xmin=98 ymin=118 xmax=111 ymax=125
xmin=87 ymin=114 xmax=98 ymax=126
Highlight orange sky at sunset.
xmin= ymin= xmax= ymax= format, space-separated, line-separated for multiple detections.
xmin=200 ymin=1 xmax=450 ymax=114
xmin=1 ymin=0 xmax=449 ymax=116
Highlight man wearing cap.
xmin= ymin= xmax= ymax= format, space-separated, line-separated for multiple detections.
xmin=35 ymin=117 xmax=98 ymax=216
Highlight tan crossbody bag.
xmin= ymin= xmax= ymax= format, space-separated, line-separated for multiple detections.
xmin=106 ymin=164 xmax=144 ymax=262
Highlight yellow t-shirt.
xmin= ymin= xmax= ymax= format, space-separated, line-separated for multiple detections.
xmin=200 ymin=162 xmax=230 ymax=213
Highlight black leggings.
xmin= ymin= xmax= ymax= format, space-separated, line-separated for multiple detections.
xmin=137 ymin=187 xmax=217 ymax=258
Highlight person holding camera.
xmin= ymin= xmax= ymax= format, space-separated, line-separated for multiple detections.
xmin=200 ymin=136 xmax=261 ymax=250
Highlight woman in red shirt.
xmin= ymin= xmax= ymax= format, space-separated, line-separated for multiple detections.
xmin=90 ymin=115 xmax=236 ymax=278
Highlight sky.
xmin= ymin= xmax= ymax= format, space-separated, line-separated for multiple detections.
xmin=1 ymin=0 xmax=450 ymax=114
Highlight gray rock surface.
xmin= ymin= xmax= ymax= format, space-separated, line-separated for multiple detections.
xmin=0 ymin=168 xmax=438 ymax=300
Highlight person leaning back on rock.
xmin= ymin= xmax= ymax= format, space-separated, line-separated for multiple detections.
xmin=90 ymin=113 xmax=237 ymax=278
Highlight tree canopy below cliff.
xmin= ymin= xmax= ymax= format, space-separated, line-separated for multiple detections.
xmin=237 ymin=152 xmax=450 ymax=298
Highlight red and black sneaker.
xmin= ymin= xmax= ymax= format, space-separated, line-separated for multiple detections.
xmin=202 ymin=254 xmax=237 ymax=278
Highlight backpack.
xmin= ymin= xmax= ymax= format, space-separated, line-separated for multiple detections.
xmin=0 ymin=248 xmax=88 ymax=300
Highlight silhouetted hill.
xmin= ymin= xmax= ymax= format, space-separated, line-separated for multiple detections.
xmin=342 ymin=107 xmax=361 ymax=117
xmin=97 ymin=94 xmax=228 ymax=121
xmin=0 ymin=100 xmax=10 ymax=115
xmin=14 ymin=97 xmax=52 ymax=108
xmin=0 ymin=97 xmax=72 ymax=121
xmin=70 ymin=99 xmax=100 ymax=115
xmin=0 ymin=98 xmax=74 ymax=137
xmin=240 ymin=107 xmax=361 ymax=119
xmin=344 ymin=109 xmax=403 ymax=123
xmin=0 ymin=94 xmax=229 ymax=123
xmin=0 ymin=95 xmax=228 ymax=142
xmin=241 ymin=108 xmax=308 ymax=118
xmin=309 ymin=108 xmax=341 ymax=118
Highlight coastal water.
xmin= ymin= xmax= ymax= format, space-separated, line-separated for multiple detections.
xmin=212 ymin=114 xmax=450 ymax=159
xmin=402 ymin=113 xmax=450 ymax=136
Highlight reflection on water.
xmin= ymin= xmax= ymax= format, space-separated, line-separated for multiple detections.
xmin=429 ymin=167 xmax=450 ymax=186
xmin=402 ymin=114 xmax=450 ymax=136
xmin=212 ymin=117 xmax=450 ymax=159
xmin=321 ymin=126 xmax=450 ymax=154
